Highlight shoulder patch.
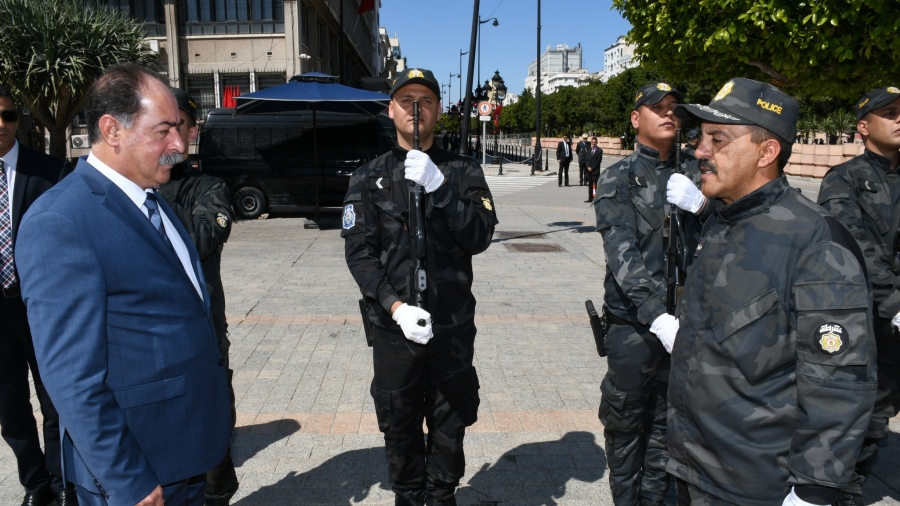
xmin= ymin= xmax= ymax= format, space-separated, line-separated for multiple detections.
xmin=858 ymin=178 xmax=877 ymax=192
xmin=342 ymin=204 xmax=356 ymax=229
xmin=216 ymin=213 xmax=229 ymax=228
xmin=815 ymin=323 xmax=847 ymax=355
xmin=481 ymin=196 xmax=493 ymax=211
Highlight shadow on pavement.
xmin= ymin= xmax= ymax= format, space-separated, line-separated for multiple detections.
xmin=864 ymin=431 xmax=900 ymax=504
xmin=232 ymin=419 xmax=302 ymax=468
xmin=232 ymin=431 xmax=605 ymax=505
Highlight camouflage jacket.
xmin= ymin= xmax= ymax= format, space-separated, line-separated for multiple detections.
xmin=667 ymin=176 xmax=877 ymax=505
xmin=593 ymin=143 xmax=704 ymax=325
xmin=158 ymin=162 xmax=233 ymax=345
xmin=818 ymin=149 xmax=900 ymax=319
xmin=342 ymin=146 xmax=498 ymax=330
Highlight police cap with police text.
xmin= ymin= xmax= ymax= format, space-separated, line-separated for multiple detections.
xmin=674 ymin=78 xmax=798 ymax=143
xmin=391 ymin=68 xmax=441 ymax=99
xmin=855 ymin=86 xmax=900 ymax=121
xmin=633 ymin=82 xmax=684 ymax=110
xmin=170 ymin=87 xmax=198 ymax=122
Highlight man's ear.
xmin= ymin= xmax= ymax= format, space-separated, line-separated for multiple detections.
xmin=630 ymin=109 xmax=640 ymax=130
xmin=758 ymin=138 xmax=781 ymax=169
xmin=98 ymin=115 xmax=122 ymax=147
xmin=188 ymin=125 xmax=199 ymax=144
xmin=857 ymin=118 xmax=869 ymax=138
xmin=388 ymin=100 xmax=395 ymax=120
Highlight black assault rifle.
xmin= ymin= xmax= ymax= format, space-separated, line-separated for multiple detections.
xmin=664 ymin=129 xmax=688 ymax=314
xmin=408 ymin=102 xmax=428 ymax=326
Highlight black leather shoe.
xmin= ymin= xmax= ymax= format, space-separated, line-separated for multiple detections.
xmin=584 ymin=199 xmax=593 ymax=203
xmin=56 ymin=489 xmax=78 ymax=506
xmin=20 ymin=489 xmax=54 ymax=506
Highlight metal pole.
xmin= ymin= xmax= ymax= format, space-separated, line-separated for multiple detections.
xmin=482 ymin=120 xmax=487 ymax=165
xmin=533 ymin=0 xmax=541 ymax=175
xmin=459 ymin=50 xmax=467 ymax=103
xmin=459 ymin=0 xmax=479 ymax=156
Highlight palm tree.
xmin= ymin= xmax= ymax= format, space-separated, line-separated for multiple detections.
xmin=826 ymin=110 xmax=856 ymax=144
xmin=0 ymin=0 xmax=157 ymax=159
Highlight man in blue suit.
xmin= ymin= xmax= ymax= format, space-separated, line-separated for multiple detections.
xmin=15 ymin=64 xmax=232 ymax=506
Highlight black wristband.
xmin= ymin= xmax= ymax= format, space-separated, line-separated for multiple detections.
xmin=794 ymin=485 xmax=838 ymax=505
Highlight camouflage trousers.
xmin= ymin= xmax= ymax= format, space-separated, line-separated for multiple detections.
xmin=598 ymin=321 xmax=671 ymax=506
xmin=370 ymin=324 xmax=480 ymax=506
xmin=675 ymin=479 xmax=738 ymax=506
xmin=843 ymin=315 xmax=900 ymax=498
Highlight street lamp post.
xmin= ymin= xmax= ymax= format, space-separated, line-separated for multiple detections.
xmin=460 ymin=1 xmax=479 ymax=157
xmin=478 ymin=17 xmax=499 ymax=89
xmin=458 ymin=50 xmax=468 ymax=103
xmin=490 ymin=70 xmax=507 ymax=175
xmin=533 ymin=0 xmax=542 ymax=175
xmin=449 ymin=73 xmax=458 ymax=111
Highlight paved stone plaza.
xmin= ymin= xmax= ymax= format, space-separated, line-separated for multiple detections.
xmin=1 ymin=160 xmax=897 ymax=505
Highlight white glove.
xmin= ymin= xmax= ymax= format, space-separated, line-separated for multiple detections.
xmin=391 ymin=303 xmax=433 ymax=345
xmin=649 ymin=313 xmax=679 ymax=354
xmin=405 ymin=150 xmax=445 ymax=193
xmin=892 ymin=311 xmax=900 ymax=331
xmin=782 ymin=487 xmax=829 ymax=506
xmin=667 ymin=173 xmax=706 ymax=214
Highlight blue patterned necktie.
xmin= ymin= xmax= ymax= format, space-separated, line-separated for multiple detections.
xmin=143 ymin=192 xmax=172 ymax=248
xmin=0 ymin=159 xmax=15 ymax=289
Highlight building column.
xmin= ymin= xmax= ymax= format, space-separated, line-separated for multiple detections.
xmin=164 ymin=0 xmax=181 ymax=88
xmin=284 ymin=0 xmax=300 ymax=79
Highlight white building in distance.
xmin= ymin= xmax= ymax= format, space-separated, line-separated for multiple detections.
xmin=603 ymin=36 xmax=637 ymax=81
xmin=525 ymin=43 xmax=597 ymax=94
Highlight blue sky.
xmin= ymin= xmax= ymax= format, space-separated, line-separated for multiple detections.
xmin=379 ymin=0 xmax=632 ymax=106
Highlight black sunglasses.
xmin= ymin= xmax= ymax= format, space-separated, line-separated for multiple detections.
xmin=0 ymin=110 xmax=18 ymax=123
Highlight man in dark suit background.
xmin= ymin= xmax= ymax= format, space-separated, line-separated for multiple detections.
xmin=0 ymin=85 xmax=76 ymax=506
xmin=556 ymin=134 xmax=573 ymax=186
xmin=586 ymin=136 xmax=604 ymax=202
xmin=575 ymin=133 xmax=591 ymax=186
xmin=16 ymin=64 xmax=231 ymax=506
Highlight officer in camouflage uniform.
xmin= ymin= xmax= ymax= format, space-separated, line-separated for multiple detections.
xmin=816 ymin=86 xmax=900 ymax=506
xmin=156 ymin=88 xmax=238 ymax=506
xmin=593 ymin=83 xmax=705 ymax=506
xmin=342 ymin=69 xmax=497 ymax=506
xmin=666 ymin=78 xmax=877 ymax=506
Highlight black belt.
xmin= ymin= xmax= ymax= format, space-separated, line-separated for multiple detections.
xmin=602 ymin=305 xmax=635 ymax=326
xmin=2 ymin=284 xmax=21 ymax=298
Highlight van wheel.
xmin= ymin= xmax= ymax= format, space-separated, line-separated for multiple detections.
xmin=234 ymin=186 xmax=267 ymax=219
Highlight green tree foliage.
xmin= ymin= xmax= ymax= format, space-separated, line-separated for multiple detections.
xmin=612 ymin=0 xmax=900 ymax=99
xmin=0 ymin=0 xmax=157 ymax=158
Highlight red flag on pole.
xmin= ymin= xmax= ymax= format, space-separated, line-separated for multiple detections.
xmin=358 ymin=0 xmax=375 ymax=15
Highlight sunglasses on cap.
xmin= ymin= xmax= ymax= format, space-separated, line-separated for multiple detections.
xmin=1 ymin=110 xmax=19 ymax=123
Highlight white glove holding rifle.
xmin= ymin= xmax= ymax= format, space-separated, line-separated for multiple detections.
xmin=405 ymin=150 xmax=444 ymax=193
xmin=667 ymin=173 xmax=707 ymax=214
xmin=650 ymin=313 xmax=678 ymax=354
xmin=392 ymin=303 xmax=433 ymax=345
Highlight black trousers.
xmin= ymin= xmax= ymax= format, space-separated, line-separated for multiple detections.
xmin=578 ymin=161 xmax=588 ymax=185
xmin=844 ymin=315 xmax=900 ymax=497
xmin=558 ymin=160 xmax=570 ymax=186
xmin=588 ymin=170 xmax=600 ymax=199
xmin=599 ymin=321 xmax=671 ymax=506
xmin=0 ymin=295 xmax=65 ymax=495
xmin=371 ymin=324 xmax=480 ymax=505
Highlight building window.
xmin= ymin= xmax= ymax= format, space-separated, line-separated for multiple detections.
xmin=221 ymin=74 xmax=251 ymax=108
xmin=185 ymin=75 xmax=216 ymax=121
xmin=181 ymin=0 xmax=284 ymax=35
xmin=96 ymin=0 xmax=165 ymax=37
xmin=257 ymin=73 xmax=286 ymax=90
xmin=301 ymin=5 xmax=314 ymax=47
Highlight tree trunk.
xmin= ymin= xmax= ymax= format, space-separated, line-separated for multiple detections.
xmin=48 ymin=125 xmax=68 ymax=160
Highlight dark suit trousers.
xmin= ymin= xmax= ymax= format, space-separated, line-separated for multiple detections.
xmin=578 ymin=161 xmax=587 ymax=185
xmin=558 ymin=160 xmax=571 ymax=185
xmin=76 ymin=474 xmax=207 ymax=506
xmin=588 ymin=169 xmax=600 ymax=199
xmin=0 ymin=295 xmax=64 ymax=494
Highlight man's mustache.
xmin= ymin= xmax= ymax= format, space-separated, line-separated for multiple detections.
xmin=158 ymin=152 xmax=184 ymax=166
xmin=699 ymin=158 xmax=717 ymax=173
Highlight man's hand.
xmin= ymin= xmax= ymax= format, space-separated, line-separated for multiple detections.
xmin=782 ymin=487 xmax=829 ymax=506
xmin=892 ymin=311 xmax=900 ymax=331
xmin=391 ymin=303 xmax=433 ymax=345
xmin=667 ymin=173 xmax=707 ymax=214
xmin=404 ymin=150 xmax=445 ymax=193
xmin=649 ymin=313 xmax=678 ymax=353
xmin=136 ymin=485 xmax=164 ymax=506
